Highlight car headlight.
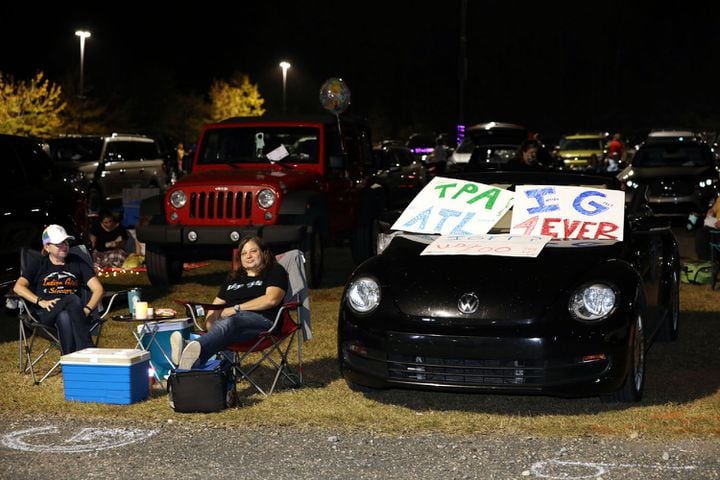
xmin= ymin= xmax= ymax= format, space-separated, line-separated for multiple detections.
xmin=346 ymin=276 xmax=381 ymax=314
xmin=257 ymin=188 xmax=276 ymax=209
xmin=170 ymin=190 xmax=186 ymax=208
xmin=568 ymin=282 xmax=617 ymax=322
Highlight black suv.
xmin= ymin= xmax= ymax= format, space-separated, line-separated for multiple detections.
xmin=47 ymin=133 xmax=170 ymax=211
xmin=0 ymin=134 xmax=87 ymax=290
xmin=618 ymin=139 xmax=719 ymax=218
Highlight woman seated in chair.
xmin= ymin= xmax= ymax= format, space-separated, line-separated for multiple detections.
xmin=89 ymin=210 xmax=129 ymax=268
xmin=173 ymin=235 xmax=288 ymax=370
xmin=12 ymin=224 xmax=104 ymax=354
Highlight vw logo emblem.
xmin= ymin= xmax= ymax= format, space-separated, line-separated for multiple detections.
xmin=458 ymin=292 xmax=479 ymax=314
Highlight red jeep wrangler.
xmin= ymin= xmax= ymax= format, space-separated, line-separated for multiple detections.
xmin=137 ymin=115 xmax=383 ymax=287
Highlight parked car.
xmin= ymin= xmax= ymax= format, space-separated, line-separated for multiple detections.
xmin=618 ymin=139 xmax=719 ymax=218
xmin=47 ymin=133 xmax=170 ymax=212
xmin=371 ymin=143 xmax=428 ymax=210
xmin=0 ymin=134 xmax=87 ymax=290
xmin=338 ymin=170 xmax=680 ymax=402
xmin=555 ymin=132 xmax=608 ymax=170
xmin=448 ymin=122 xmax=527 ymax=165
xmin=137 ymin=114 xmax=388 ymax=288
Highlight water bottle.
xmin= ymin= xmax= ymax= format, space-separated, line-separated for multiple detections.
xmin=128 ymin=288 xmax=142 ymax=316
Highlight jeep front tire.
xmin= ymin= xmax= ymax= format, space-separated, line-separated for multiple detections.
xmin=145 ymin=245 xmax=183 ymax=286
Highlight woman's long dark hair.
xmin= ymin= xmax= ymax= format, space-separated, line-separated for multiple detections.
xmin=228 ymin=235 xmax=277 ymax=280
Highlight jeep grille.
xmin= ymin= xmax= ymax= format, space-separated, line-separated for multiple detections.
xmin=189 ymin=191 xmax=254 ymax=219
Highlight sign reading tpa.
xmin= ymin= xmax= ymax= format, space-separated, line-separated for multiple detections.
xmin=510 ymin=185 xmax=625 ymax=241
xmin=391 ymin=177 xmax=514 ymax=235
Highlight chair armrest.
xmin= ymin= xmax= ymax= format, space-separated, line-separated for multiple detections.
xmin=175 ymin=299 xmax=225 ymax=331
xmin=99 ymin=290 xmax=128 ymax=319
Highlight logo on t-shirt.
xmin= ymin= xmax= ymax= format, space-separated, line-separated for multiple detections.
xmin=41 ymin=271 xmax=80 ymax=296
xmin=227 ymin=279 xmax=264 ymax=291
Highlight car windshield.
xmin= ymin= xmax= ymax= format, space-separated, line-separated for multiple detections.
xmin=559 ymin=138 xmax=604 ymax=150
xmin=48 ymin=137 xmax=103 ymax=163
xmin=458 ymin=129 xmax=528 ymax=154
xmin=468 ymin=146 xmax=518 ymax=165
xmin=632 ymin=144 xmax=713 ymax=167
xmin=197 ymin=127 xmax=320 ymax=165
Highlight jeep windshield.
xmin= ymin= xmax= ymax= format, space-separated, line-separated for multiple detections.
xmin=48 ymin=137 xmax=103 ymax=163
xmin=632 ymin=143 xmax=714 ymax=168
xmin=197 ymin=127 xmax=320 ymax=166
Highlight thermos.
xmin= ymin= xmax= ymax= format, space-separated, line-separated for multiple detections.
xmin=128 ymin=288 xmax=142 ymax=316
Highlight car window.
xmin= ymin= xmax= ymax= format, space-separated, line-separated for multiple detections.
xmin=49 ymin=137 xmax=102 ymax=163
xmin=105 ymin=141 xmax=159 ymax=162
xmin=198 ymin=127 xmax=320 ymax=165
xmin=560 ymin=139 xmax=604 ymax=150
xmin=632 ymin=144 xmax=713 ymax=167
xmin=12 ymin=140 xmax=54 ymax=185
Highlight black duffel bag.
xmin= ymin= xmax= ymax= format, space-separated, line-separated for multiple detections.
xmin=167 ymin=359 xmax=235 ymax=413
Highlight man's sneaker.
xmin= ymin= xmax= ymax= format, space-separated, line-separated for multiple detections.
xmin=170 ymin=331 xmax=183 ymax=367
xmin=179 ymin=341 xmax=201 ymax=370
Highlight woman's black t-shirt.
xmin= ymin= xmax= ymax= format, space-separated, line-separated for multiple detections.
xmin=216 ymin=262 xmax=289 ymax=321
xmin=90 ymin=223 xmax=128 ymax=252
xmin=23 ymin=254 xmax=95 ymax=301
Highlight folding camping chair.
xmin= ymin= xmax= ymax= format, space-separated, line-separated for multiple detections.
xmin=9 ymin=246 xmax=126 ymax=384
xmin=177 ymin=248 xmax=310 ymax=396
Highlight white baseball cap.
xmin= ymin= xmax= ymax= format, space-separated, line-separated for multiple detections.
xmin=42 ymin=224 xmax=75 ymax=245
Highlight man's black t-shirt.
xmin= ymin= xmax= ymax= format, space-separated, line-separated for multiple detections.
xmin=216 ymin=262 xmax=289 ymax=321
xmin=23 ymin=254 xmax=95 ymax=301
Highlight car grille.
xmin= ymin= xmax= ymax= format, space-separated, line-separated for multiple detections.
xmin=387 ymin=354 xmax=605 ymax=386
xmin=647 ymin=180 xmax=694 ymax=196
xmin=189 ymin=190 xmax=254 ymax=219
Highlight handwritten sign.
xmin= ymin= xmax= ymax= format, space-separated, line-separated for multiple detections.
xmin=391 ymin=176 xmax=515 ymax=235
xmin=421 ymin=234 xmax=551 ymax=257
xmin=510 ymin=186 xmax=625 ymax=241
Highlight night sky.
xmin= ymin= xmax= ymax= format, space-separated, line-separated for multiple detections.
xmin=2 ymin=1 xmax=720 ymax=141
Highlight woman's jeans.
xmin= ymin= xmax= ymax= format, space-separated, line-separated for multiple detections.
xmin=196 ymin=311 xmax=272 ymax=367
xmin=33 ymin=295 xmax=94 ymax=354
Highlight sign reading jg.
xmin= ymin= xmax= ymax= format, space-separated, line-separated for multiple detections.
xmin=510 ymin=186 xmax=625 ymax=241
xmin=391 ymin=177 xmax=515 ymax=236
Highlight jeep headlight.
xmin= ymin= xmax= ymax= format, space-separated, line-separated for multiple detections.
xmin=569 ymin=282 xmax=617 ymax=322
xmin=170 ymin=190 xmax=186 ymax=208
xmin=346 ymin=277 xmax=381 ymax=314
xmin=257 ymin=188 xmax=276 ymax=209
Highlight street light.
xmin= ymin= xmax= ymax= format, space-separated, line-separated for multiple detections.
xmin=75 ymin=30 xmax=91 ymax=99
xmin=279 ymin=61 xmax=291 ymax=114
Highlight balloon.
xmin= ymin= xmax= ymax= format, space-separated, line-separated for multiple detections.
xmin=319 ymin=77 xmax=351 ymax=115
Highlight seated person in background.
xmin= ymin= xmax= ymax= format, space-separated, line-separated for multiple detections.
xmin=172 ymin=235 xmax=289 ymax=369
xmin=507 ymin=140 xmax=543 ymax=170
xmin=90 ymin=210 xmax=129 ymax=268
xmin=13 ymin=225 xmax=104 ymax=354
xmin=694 ymin=196 xmax=720 ymax=260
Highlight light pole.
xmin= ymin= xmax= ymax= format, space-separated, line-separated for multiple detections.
xmin=75 ymin=30 xmax=91 ymax=99
xmin=279 ymin=61 xmax=291 ymax=114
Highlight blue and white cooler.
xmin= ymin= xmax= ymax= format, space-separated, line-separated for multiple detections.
xmin=60 ymin=348 xmax=150 ymax=404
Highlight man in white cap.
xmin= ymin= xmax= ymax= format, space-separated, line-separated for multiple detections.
xmin=13 ymin=225 xmax=105 ymax=354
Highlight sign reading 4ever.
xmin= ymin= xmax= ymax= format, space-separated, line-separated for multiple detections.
xmin=510 ymin=185 xmax=625 ymax=241
xmin=391 ymin=177 xmax=514 ymax=235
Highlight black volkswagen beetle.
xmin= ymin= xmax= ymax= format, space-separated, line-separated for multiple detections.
xmin=338 ymin=170 xmax=680 ymax=402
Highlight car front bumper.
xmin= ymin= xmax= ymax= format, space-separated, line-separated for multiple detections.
xmin=137 ymin=224 xmax=307 ymax=246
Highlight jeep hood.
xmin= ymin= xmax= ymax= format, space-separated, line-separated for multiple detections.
xmin=175 ymin=168 xmax=321 ymax=191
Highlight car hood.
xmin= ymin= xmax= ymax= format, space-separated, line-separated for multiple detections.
xmin=625 ymin=164 xmax=715 ymax=179
xmin=560 ymin=149 xmax=602 ymax=158
xmin=175 ymin=168 xmax=321 ymax=190
xmin=371 ymin=236 xmax=623 ymax=321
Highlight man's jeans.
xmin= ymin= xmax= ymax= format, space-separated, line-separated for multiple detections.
xmin=196 ymin=311 xmax=272 ymax=366
xmin=33 ymin=295 xmax=93 ymax=354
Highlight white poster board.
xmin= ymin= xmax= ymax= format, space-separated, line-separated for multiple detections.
xmin=510 ymin=186 xmax=625 ymax=240
xmin=391 ymin=176 xmax=514 ymax=235
xmin=421 ymin=234 xmax=551 ymax=257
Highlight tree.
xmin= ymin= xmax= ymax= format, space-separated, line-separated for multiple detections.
xmin=0 ymin=71 xmax=66 ymax=137
xmin=208 ymin=73 xmax=265 ymax=122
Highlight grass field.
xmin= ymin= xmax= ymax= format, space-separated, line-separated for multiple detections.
xmin=1 ymin=256 xmax=718 ymax=439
